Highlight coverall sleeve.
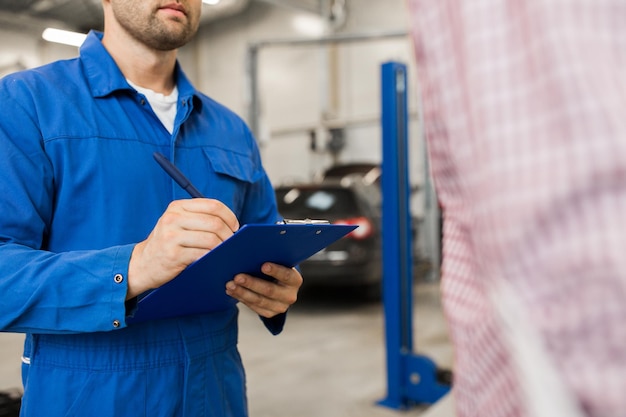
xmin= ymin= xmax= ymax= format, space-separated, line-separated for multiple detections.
xmin=0 ymin=85 xmax=131 ymax=335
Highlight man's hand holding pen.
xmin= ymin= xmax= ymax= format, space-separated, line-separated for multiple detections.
xmin=127 ymin=198 xmax=239 ymax=300
xmin=225 ymin=263 xmax=303 ymax=318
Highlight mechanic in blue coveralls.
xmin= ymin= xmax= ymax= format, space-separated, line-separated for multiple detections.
xmin=0 ymin=1 xmax=303 ymax=416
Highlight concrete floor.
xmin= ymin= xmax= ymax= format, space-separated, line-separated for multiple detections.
xmin=0 ymin=281 xmax=455 ymax=417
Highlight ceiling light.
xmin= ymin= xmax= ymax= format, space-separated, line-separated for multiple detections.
xmin=42 ymin=28 xmax=87 ymax=47
xmin=202 ymin=0 xmax=221 ymax=5
xmin=291 ymin=14 xmax=327 ymax=37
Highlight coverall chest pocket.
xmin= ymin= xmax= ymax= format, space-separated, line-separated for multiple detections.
xmin=200 ymin=148 xmax=263 ymax=217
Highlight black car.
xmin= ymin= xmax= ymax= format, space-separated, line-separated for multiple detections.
xmin=274 ymin=178 xmax=382 ymax=295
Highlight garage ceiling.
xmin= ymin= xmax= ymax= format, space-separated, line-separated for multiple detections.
xmin=256 ymin=0 xmax=325 ymax=14
xmin=0 ymin=0 xmax=252 ymax=32
xmin=0 ymin=0 xmax=328 ymax=33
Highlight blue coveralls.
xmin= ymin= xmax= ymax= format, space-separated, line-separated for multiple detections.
xmin=0 ymin=31 xmax=284 ymax=417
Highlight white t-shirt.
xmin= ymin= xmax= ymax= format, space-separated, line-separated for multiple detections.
xmin=127 ymin=79 xmax=178 ymax=134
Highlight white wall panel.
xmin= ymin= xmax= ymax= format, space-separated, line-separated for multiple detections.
xmin=192 ymin=0 xmax=421 ymax=189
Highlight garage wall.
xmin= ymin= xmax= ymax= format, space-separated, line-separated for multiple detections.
xmin=193 ymin=0 xmax=423 ymax=190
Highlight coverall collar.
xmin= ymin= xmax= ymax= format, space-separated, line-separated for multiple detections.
xmin=79 ymin=30 xmax=201 ymax=109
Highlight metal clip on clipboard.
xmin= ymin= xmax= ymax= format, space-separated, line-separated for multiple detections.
xmin=279 ymin=218 xmax=330 ymax=224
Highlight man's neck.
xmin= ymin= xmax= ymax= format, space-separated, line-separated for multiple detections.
xmin=102 ymin=28 xmax=178 ymax=95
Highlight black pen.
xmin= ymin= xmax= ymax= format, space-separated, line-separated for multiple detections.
xmin=153 ymin=152 xmax=205 ymax=198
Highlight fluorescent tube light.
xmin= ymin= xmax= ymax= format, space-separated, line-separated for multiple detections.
xmin=292 ymin=14 xmax=326 ymax=37
xmin=202 ymin=0 xmax=221 ymax=4
xmin=42 ymin=28 xmax=87 ymax=47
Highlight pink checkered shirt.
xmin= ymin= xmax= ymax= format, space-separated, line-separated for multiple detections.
xmin=407 ymin=1 xmax=626 ymax=416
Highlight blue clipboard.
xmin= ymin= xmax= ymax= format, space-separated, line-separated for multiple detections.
xmin=127 ymin=223 xmax=357 ymax=324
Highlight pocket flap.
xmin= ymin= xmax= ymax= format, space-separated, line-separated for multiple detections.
xmin=202 ymin=147 xmax=263 ymax=184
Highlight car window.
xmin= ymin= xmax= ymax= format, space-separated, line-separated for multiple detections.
xmin=276 ymin=187 xmax=360 ymax=217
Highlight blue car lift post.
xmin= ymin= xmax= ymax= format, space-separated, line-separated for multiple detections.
xmin=378 ymin=61 xmax=450 ymax=410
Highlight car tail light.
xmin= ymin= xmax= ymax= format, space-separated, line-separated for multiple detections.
xmin=334 ymin=216 xmax=373 ymax=240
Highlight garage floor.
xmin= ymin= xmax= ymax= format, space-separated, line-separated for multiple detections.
xmin=0 ymin=280 xmax=455 ymax=417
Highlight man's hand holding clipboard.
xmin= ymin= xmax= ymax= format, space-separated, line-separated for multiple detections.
xmin=225 ymin=261 xmax=302 ymax=319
